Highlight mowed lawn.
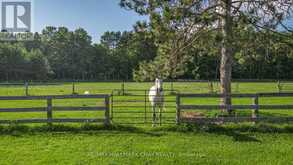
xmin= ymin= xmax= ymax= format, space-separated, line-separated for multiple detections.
xmin=0 ymin=82 xmax=293 ymax=164
xmin=0 ymin=124 xmax=293 ymax=165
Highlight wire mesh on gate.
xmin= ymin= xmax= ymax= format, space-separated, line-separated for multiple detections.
xmin=111 ymin=89 xmax=178 ymax=125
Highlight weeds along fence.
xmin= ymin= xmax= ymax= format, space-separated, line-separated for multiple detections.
xmin=176 ymin=93 xmax=293 ymax=124
xmin=0 ymin=95 xmax=110 ymax=125
xmin=111 ymin=89 xmax=178 ymax=125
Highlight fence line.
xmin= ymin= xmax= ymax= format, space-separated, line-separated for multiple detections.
xmin=178 ymin=93 xmax=293 ymax=97
xmin=1 ymin=81 xmax=293 ymax=96
xmin=0 ymin=95 xmax=110 ymax=125
xmin=176 ymin=93 xmax=293 ymax=124
xmin=180 ymin=117 xmax=293 ymax=123
xmin=1 ymin=91 xmax=293 ymax=126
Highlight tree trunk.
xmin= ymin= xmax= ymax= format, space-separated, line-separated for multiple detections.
xmin=220 ymin=0 xmax=233 ymax=114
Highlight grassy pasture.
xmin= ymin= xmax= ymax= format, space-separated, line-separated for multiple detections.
xmin=0 ymin=82 xmax=293 ymax=164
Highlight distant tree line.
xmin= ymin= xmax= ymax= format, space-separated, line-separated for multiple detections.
xmin=0 ymin=25 xmax=157 ymax=81
xmin=0 ymin=24 xmax=292 ymax=82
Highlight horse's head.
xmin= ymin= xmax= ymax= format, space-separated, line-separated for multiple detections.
xmin=155 ymin=78 xmax=163 ymax=92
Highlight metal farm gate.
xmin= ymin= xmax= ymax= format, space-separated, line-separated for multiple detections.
xmin=111 ymin=89 xmax=178 ymax=125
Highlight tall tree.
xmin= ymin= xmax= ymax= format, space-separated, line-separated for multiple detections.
xmin=120 ymin=0 xmax=293 ymax=112
xmin=41 ymin=27 xmax=93 ymax=79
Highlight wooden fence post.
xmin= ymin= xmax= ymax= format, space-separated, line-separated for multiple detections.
xmin=47 ymin=97 xmax=53 ymax=125
xmin=25 ymin=82 xmax=29 ymax=96
xmin=111 ymin=92 xmax=113 ymax=120
xmin=208 ymin=81 xmax=214 ymax=94
xmin=121 ymin=82 xmax=125 ymax=95
xmin=104 ymin=96 xmax=110 ymax=126
xmin=252 ymin=96 xmax=259 ymax=120
xmin=227 ymin=103 xmax=233 ymax=116
xmin=144 ymin=90 xmax=147 ymax=124
xmin=277 ymin=81 xmax=282 ymax=93
xmin=72 ymin=82 xmax=76 ymax=95
xmin=176 ymin=95 xmax=181 ymax=125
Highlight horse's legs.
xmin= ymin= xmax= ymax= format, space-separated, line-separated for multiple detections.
xmin=159 ymin=104 xmax=163 ymax=126
xmin=152 ymin=106 xmax=156 ymax=127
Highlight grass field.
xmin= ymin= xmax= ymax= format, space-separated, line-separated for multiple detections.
xmin=0 ymin=82 xmax=293 ymax=164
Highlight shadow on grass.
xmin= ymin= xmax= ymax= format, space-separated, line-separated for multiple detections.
xmin=155 ymin=123 xmax=293 ymax=142
xmin=201 ymin=125 xmax=262 ymax=142
xmin=0 ymin=123 xmax=293 ymax=142
xmin=0 ymin=124 xmax=165 ymax=137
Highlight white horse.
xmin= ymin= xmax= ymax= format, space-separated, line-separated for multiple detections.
xmin=149 ymin=78 xmax=164 ymax=126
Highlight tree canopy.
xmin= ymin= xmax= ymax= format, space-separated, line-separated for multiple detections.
xmin=120 ymin=0 xmax=293 ymax=108
xmin=0 ymin=1 xmax=293 ymax=83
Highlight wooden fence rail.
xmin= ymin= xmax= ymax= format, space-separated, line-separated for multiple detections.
xmin=176 ymin=93 xmax=293 ymax=124
xmin=0 ymin=95 xmax=111 ymax=125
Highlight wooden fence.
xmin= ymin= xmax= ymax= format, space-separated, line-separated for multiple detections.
xmin=1 ymin=92 xmax=293 ymax=126
xmin=176 ymin=93 xmax=293 ymax=124
xmin=0 ymin=95 xmax=110 ymax=125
